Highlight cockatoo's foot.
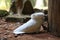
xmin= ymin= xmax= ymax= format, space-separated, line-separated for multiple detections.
xmin=13 ymin=32 xmax=25 ymax=37
xmin=14 ymin=33 xmax=24 ymax=37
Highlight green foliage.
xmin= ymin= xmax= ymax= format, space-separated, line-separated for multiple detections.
xmin=0 ymin=10 xmax=9 ymax=17
xmin=5 ymin=0 xmax=11 ymax=8
xmin=0 ymin=0 xmax=11 ymax=10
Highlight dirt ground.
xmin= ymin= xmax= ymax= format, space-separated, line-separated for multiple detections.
xmin=0 ymin=18 xmax=60 ymax=40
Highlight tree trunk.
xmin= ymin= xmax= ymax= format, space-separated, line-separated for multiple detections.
xmin=48 ymin=0 xmax=60 ymax=36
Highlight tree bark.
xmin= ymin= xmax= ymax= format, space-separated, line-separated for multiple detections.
xmin=48 ymin=0 xmax=60 ymax=36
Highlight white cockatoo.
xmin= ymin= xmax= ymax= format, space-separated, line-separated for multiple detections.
xmin=13 ymin=12 xmax=44 ymax=34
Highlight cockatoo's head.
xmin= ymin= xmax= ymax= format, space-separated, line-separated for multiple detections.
xmin=31 ymin=12 xmax=44 ymax=21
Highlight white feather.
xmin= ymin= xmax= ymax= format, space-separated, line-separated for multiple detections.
xmin=13 ymin=12 xmax=44 ymax=34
